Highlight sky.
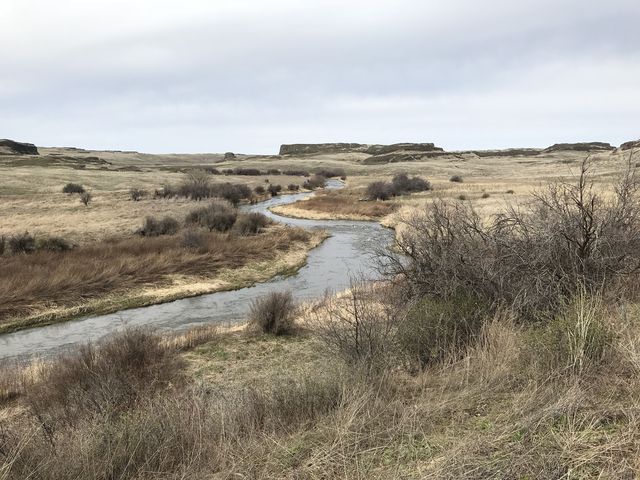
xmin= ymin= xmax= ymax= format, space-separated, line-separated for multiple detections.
xmin=1 ymin=0 xmax=639 ymax=154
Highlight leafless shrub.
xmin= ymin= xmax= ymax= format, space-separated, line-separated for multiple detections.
xmin=185 ymin=200 xmax=237 ymax=232
xmin=249 ymin=291 xmax=297 ymax=335
xmin=314 ymin=279 xmax=402 ymax=372
xmin=8 ymin=232 xmax=36 ymax=254
xmin=129 ymin=187 xmax=147 ymax=201
xmin=366 ymin=181 xmax=394 ymax=201
xmin=140 ymin=215 xmax=180 ymax=236
xmin=303 ymin=174 xmax=326 ymax=190
xmin=381 ymin=157 xmax=640 ymax=318
xmin=450 ymin=175 xmax=464 ymax=183
xmin=178 ymin=169 xmax=211 ymax=200
xmin=25 ymin=329 xmax=180 ymax=431
xmin=62 ymin=183 xmax=85 ymax=194
xmin=79 ymin=191 xmax=92 ymax=206
xmin=234 ymin=213 xmax=271 ymax=235
xmin=254 ymin=185 xmax=266 ymax=195
xmin=268 ymin=184 xmax=282 ymax=196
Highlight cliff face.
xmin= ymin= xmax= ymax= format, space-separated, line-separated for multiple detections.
xmin=543 ymin=142 xmax=615 ymax=153
xmin=0 ymin=139 xmax=39 ymax=155
xmin=620 ymin=139 xmax=640 ymax=151
xmin=279 ymin=143 xmax=367 ymax=155
xmin=278 ymin=142 xmax=444 ymax=156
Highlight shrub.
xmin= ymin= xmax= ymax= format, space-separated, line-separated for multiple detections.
xmin=37 ymin=236 xmax=73 ymax=252
xmin=154 ymin=184 xmax=176 ymax=198
xmin=129 ymin=187 xmax=147 ymax=201
xmin=25 ymin=329 xmax=178 ymax=428
xmin=315 ymin=280 xmax=401 ymax=372
xmin=205 ymin=167 xmax=220 ymax=174
xmin=233 ymin=167 xmax=261 ymax=176
xmin=234 ymin=213 xmax=271 ymax=235
xmin=303 ymin=174 xmax=326 ymax=190
xmin=254 ymin=185 xmax=266 ymax=195
xmin=397 ymin=294 xmax=485 ymax=368
xmin=391 ymin=173 xmax=431 ymax=194
xmin=506 ymin=189 xmax=515 ymax=194
xmin=62 ymin=182 xmax=85 ymax=194
xmin=249 ymin=291 xmax=297 ymax=335
xmin=458 ymin=194 xmax=468 ymax=201
xmin=267 ymin=168 xmax=281 ymax=175
xmin=366 ymin=181 xmax=394 ymax=201
xmin=288 ymin=184 xmax=300 ymax=191
xmin=316 ymin=168 xmax=346 ymax=179
xmin=80 ymin=191 xmax=92 ymax=206
xmin=213 ymin=182 xmax=252 ymax=205
xmin=178 ymin=170 xmax=211 ymax=200
xmin=450 ymin=175 xmax=464 ymax=183
xmin=8 ymin=232 xmax=36 ymax=254
xmin=268 ymin=184 xmax=282 ymax=196
xmin=180 ymin=229 xmax=208 ymax=252
xmin=283 ymin=169 xmax=310 ymax=177
xmin=482 ymin=192 xmax=491 ymax=199
xmin=0 ymin=235 xmax=4 ymax=255
xmin=186 ymin=201 xmax=237 ymax=232
xmin=381 ymin=158 xmax=640 ymax=318
xmin=140 ymin=216 xmax=180 ymax=236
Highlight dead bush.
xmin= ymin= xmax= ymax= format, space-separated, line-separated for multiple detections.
xmin=79 ymin=191 xmax=92 ymax=206
xmin=366 ymin=181 xmax=395 ymax=201
xmin=303 ymin=174 xmax=326 ymax=190
xmin=268 ymin=184 xmax=282 ymax=196
xmin=391 ymin=173 xmax=431 ymax=194
xmin=186 ymin=200 xmax=237 ymax=232
xmin=129 ymin=187 xmax=147 ymax=201
xmin=8 ymin=232 xmax=36 ymax=254
xmin=234 ymin=213 xmax=271 ymax=235
xmin=140 ymin=215 xmax=180 ymax=236
xmin=449 ymin=175 xmax=464 ymax=183
xmin=25 ymin=329 xmax=180 ymax=429
xmin=62 ymin=183 xmax=85 ymax=194
xmin=381 ymin=158 xmax=640 ymax=318
xmin=249 ymin=291 xmax=297 ymax=335
xmin=314 ymin=280 xmax=402 ymax=372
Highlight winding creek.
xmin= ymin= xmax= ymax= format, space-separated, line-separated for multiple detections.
xmin=0 ymin=180 xmax=394 ymax=360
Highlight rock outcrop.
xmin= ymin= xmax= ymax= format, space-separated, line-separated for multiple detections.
xmin=619 ymin=139 xmax=640 ymax=151
xmin=543 ymin=142 xmax=614 ymax=153
xmin=459 ymin=148 xmax=543 ymax=157
xmin=0 ymin=139 xmax=39 ymax=155
xmin=279 ymin=143 xmax=367 ymax=155
xmin=364 ymin=143 xmax=444 ymax=155
xmin=278 ymin=142 xmax=444 ymax=156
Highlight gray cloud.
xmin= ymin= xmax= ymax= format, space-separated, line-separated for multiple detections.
xmin=1 ymin=0 xmax=639 ymax=153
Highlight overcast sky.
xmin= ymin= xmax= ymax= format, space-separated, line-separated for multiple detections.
xmin=1 ymin=0 xmax=639 ymax=154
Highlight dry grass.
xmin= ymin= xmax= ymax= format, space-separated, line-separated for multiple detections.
xmin=273 ymin=188 xmax=399 ymax=220
xmin=3 ymin=297 xmax=640 ymax=478
xmin=0 ymin=226 xmax=316 ymax=332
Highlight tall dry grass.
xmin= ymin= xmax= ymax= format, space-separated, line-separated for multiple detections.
xmin=0 ymin=227 xmax=310 ymax=324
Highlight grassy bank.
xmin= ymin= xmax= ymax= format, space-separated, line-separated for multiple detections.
xmin=3 ymin=293 xmax=640 ymax=478
xmin=0 ymin=227 xmax=327 ymax=334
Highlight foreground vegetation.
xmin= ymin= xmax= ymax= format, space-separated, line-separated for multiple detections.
xmin=2 ymin=157 xmax=640 ymax=478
